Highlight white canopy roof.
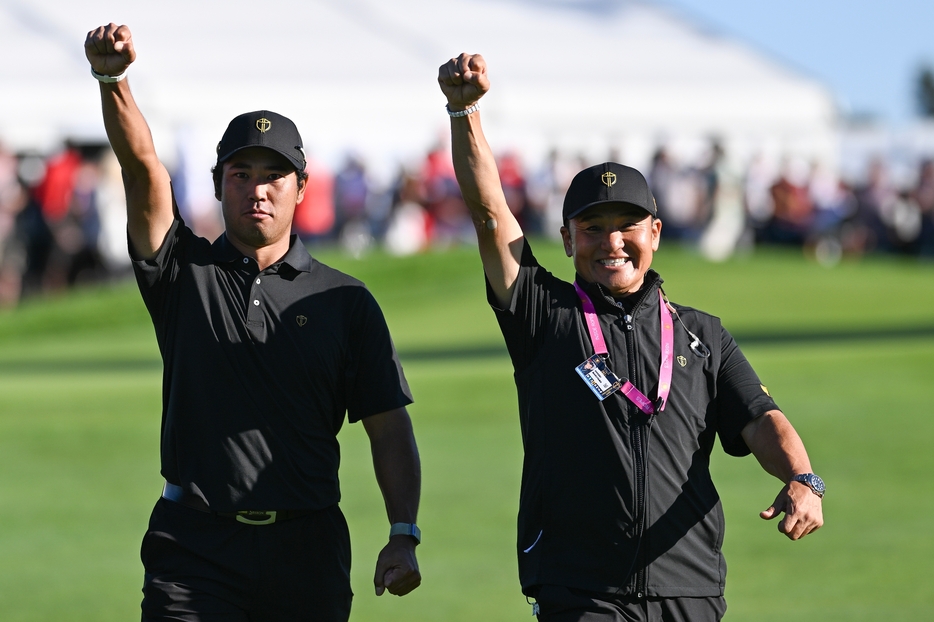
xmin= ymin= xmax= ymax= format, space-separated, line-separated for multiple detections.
xmin=0 ymin=0 xmax=838 ymax=176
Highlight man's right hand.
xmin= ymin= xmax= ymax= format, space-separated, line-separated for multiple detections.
xmin=437 ymin=53 xmax=490 ymax=111
xmin=85 ymin=23 xmax=136 ymax=78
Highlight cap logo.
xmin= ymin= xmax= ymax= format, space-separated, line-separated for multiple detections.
xmin=601 ymin=172 xmax=617 ymax=187
xmin=256 ymin=118 xmax=272 ymax=133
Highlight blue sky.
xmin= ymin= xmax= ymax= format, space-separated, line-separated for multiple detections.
xmin=661 ymin=0 xmax=934 ymax=124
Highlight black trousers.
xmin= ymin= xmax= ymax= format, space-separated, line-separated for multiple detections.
xmin=534 ymin=585 xmax=726 ymax=622
xmin=140 ymin=498 xmax=352 ymax=622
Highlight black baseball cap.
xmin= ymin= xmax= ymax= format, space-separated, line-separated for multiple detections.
xmin=216 ymin=110 xmax=306 ymax=171
xmin=563 ymin=162 xmax=657 ymax=221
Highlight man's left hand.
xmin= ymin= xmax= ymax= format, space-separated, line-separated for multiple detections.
xmin=760 ymin=481 xmax=824 ymax=540
xmin=374 ymin=536 xmax=421 ymax=596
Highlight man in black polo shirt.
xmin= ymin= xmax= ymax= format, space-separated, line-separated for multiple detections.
xmin=85 ymin=23 xmax=422 ymax=621
xmin=438 ymin=54 xmax=824 ymax=621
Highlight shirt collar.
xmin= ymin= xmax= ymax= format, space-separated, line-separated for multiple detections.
xmin=211 ymin=233 xmax=314 ymax=273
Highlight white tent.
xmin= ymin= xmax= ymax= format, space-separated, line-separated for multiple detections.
xmin=0 ymin=0 xmax=838 ymax=177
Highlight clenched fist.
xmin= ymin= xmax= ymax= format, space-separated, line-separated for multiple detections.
xmin=438 ymin=53 xmax=490 ymax=111
xmin=85 ymin=23 xmax=136 ymax=78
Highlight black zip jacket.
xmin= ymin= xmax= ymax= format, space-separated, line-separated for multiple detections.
xmin=488 ymin=240 xmax=778 ymax=597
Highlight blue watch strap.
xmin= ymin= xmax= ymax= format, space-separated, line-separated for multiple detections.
xmin=389 ymin=522 xmax=421 ymax=544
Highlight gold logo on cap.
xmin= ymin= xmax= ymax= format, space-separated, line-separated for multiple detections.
xmin=256 ymin=118 xmax=272 ymax=133
xmin=296 ymin=315 xmax=308 ymax=327
xmin=601 ymin=172 xmax=617 ymax=187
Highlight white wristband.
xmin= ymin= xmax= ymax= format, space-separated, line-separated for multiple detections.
xmin=446 ymin=103 xmax=479 ymax=118
xmin=91 ymin=68 xmax=127 ymax=83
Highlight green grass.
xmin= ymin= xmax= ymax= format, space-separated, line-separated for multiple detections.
xmin=1 ymin=239 xmax=933 ymax=621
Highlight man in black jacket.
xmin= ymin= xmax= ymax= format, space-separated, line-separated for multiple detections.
xmin=438 ymin=53 xmax=823 ymax=622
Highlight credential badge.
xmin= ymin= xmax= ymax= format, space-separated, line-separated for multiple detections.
xmin=256 ymin=118 xmax=272 ymax=133
xmin=296 ymin=315 xmax=308 ymax=327
xmin=601 ymin=172 xmax=617 ymax=187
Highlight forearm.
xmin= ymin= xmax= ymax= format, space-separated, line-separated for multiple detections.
xmin=450 ymin=111 xmax=524 ymax=303
xmin=98 ymin=80 xmax=173 ymax=256
xmin=365 ymin=409 xmax=421 ymax=524
xmin=99 ymin=80 xmax=161 ymax=178
xmin=450 ymin=112 xmax=512 ymax=224
xmin=742 ymin=410 xmax=813 ymax=483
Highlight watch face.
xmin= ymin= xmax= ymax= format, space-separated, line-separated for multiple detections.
xmin=796 ymin=473 xmax=825 ymax=496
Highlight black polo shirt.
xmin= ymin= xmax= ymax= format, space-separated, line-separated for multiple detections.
xmin=489 ymin=240 xmax=777 ymax=598
xmin=133 ymin=219 xmax=412 ymax=512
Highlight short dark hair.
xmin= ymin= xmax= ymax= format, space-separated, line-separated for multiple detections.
xmin=212 ymin=164 xmax=309 ymax=200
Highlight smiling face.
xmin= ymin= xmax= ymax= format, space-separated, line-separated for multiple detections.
xmin=219 ymin=147 xmax=305 ymax=255
xmin=561 ymin=202 xmax=662 ymax=297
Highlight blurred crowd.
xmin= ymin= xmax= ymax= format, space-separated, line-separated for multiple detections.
xmin=3 ymin=137 xmax=934 ymax=308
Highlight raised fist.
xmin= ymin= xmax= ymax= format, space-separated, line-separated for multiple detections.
xmin=438 ymin=53 xmax=490 ymax=110
xmin=85 ymin=23 xmax=136 ymax=77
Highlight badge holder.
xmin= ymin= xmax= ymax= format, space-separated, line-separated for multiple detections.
xmin=575 ymin=353 xmax=623 ymax=401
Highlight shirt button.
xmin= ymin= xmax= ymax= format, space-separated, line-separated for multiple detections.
xmin=242 ymin=258 xmax=249 ymax=264
xmin=253 ymin=300 xmax=260 ymax=306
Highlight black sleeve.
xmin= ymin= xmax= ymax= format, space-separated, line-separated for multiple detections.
xmin=130 ymin=218 xmax=187 ymax=330
xmin=716 ymin=325 xmax=780 ymax=456
xmin=344 ymin=288 xmax=413 ymax=422
xmin=485 ymin=239 xmax=553 ymax=373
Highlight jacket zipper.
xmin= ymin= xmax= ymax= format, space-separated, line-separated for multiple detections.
xmin=605 ymin=281 xmax=656 ymax=599
xmin=597 ymin=277 xmax=658 ymax=599
xmin=624 ymin=313 xmax=647 ymax=598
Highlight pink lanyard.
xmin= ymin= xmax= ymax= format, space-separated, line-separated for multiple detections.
xmin=573 ymin=283 xmax=674 ymax=414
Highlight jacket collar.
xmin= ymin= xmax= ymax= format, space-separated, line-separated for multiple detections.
xmin=575 ymin=269 xmax=663 ymax=315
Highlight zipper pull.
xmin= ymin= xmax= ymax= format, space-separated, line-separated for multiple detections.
xmin=623 ymin=314 xmax=633 ymax=331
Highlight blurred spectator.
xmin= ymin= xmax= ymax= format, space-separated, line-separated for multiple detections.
xmin=650 ymin=146 xmax=707 ymax=242
xmin=11 ymin=154 xmax=53 ymax=300
xmin=95 ymin=150 xmax=132 ymax=274
xmin=853 ymin=158 xmax=899 ymax=253
xmin=292 ymin=156 xmax=335 ymax=243
xmin=32 ymin=144 xmax=108 ymax=290
xmin=334 ymin=154 xmax=374 ymax=256
xmin=421 ymin=144 xmax=472 ymax=247
xmin=699 ymin=142 xmax=745 ymax=261
xmin=913 ymin=159 xmax=934 ymax=257
xmin=648 ymin=147 xmax=676 ymax=221
xmin=497 ymin=151 xmax=535 ymax=232
xmin=173 ymin=127 xmax=224 ymax=241
xmin=527 ymin=148 xmax=576 ymax=239
xmin=765 ymin=157 xmax=813 ymax=245
xmin=0 ymin=144 xmax=29 ymax=307
xmin=807 ymin=162 xmax=856 ymax=265
xmin=743 ymin=153 xmax=776 ymax=241
xmin=384 ymin=167 xmax=429 ymax=256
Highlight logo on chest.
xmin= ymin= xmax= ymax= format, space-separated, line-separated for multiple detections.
xmin=296 ymin=315 xmax=308 ymax=327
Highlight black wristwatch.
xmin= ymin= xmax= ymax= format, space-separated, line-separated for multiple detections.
xmin=792 ymin=473 xmax=825 ymax=498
